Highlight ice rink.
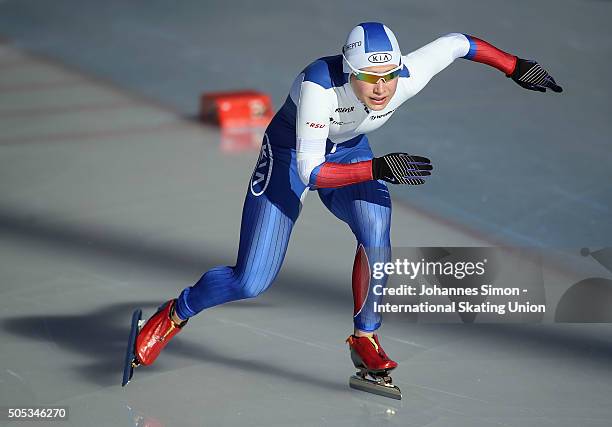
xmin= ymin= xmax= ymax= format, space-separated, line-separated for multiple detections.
xmin=1 ymin=1 xmax=612 ymax=426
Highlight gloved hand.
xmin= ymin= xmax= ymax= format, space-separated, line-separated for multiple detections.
xmin=509 ymin=58 xmax=563 ymax=93
xmin=371 ymin=153 xmax=433 ymax=185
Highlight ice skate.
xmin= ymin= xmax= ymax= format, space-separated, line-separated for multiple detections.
xmin=346 ymin=334 xmax=401 ymax=400
xmin=122 ymin=299 xmax=187 ymax=386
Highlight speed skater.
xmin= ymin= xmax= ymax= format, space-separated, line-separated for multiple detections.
xmin=122 ymin=22 xmax=562 ymax=398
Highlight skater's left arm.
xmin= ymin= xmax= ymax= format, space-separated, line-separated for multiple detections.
xmin=400 ymin=33 xmax=562 ymax=95
xmin=461 ymin=34 xmax=563 ymax=93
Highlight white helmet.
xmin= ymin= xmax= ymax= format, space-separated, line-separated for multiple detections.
xmin=342 ymin=22 xmax=402 ymax=73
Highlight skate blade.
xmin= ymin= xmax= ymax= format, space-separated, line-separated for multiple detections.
xmin=122 ymin=309 xmax=142 ymax=387
xmin=349 ymin=375 xmax=402 ymax=400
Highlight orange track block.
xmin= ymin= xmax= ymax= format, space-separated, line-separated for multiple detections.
xmin=199 ymin=90 xmax=274 ymax=128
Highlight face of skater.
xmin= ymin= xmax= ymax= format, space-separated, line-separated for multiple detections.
xmin=350 ymin=64 xmax=399 ymax=111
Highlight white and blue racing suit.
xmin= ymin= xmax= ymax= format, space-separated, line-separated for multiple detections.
xmin=174 ymin=33 xmax=516 ymax=331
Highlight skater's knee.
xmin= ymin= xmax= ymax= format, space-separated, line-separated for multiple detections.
xmin=357 ymin=222 xmax=390 ymax=249
xmin=372 ymin=219 xmax=390 ymax=240
xmin=232 ymin=274 xmax=273 ymax=299
xmin=239 ymin=288 xmax=262 ymax=299
xmin=353 ymin=210 xmax=390 ymax=246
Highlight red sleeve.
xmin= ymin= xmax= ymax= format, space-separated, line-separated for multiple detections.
xmin=310 ymin=160 xmax=373 ymax=189
xmin=463 ymin=34 xmax=518 ymax=76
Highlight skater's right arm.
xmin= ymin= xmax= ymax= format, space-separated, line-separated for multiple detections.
xmin=296 ymin=79 xmax=376 ymax=189
xmin=294 ymin=65 xmax=335 ymax=189
xmin=296 ymin=61 xmax=433 ymax=189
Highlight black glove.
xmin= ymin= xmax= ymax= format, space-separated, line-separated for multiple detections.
xmin=372 ymin=153 xmax=433 ymax=185
xmin=509 ymin=58 xmax=563 ymax=93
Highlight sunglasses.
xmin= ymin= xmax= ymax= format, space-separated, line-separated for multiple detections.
xmin=343 ymin=53 xmax=403 ymax=84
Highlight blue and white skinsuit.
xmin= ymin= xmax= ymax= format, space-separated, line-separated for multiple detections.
xmin=174 ymin=29 xmax=516 ymax=331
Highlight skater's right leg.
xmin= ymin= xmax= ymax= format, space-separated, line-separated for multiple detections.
xmin=133 ymin=136 xmax=306 ymax=367
xmin=135 ymin=299 xmax=187 ymax=366
xmin=175 ymin=136 xmax=305 ymax=320
xmin=174 ymin=187 xmax=299 ymax=319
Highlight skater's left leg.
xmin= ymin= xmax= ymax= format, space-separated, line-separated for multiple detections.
xmin=319 ymin=175 xmax=400 ymax=378
xmin=318 ymin=172 xmax=392 ymax=334
xmin=316 ymin=137 xmax=401 ymax=399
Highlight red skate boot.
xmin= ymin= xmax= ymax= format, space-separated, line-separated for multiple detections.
xmin=122 ymin=299 xmax=188 ymax=386
xmin=346 ymin=334 xmax=401 ymax=399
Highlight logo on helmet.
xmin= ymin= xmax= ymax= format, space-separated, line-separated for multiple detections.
xmin=342 ymin=41 xmax=362 ymax=53
xmin=368 ymin=53 xmax=392 ymax=64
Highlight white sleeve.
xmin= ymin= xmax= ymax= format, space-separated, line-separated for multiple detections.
xmin=399 ymin=33 xmax=470 ymax=96
xmin=295 ymin=79 xmax=334 ymax=186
